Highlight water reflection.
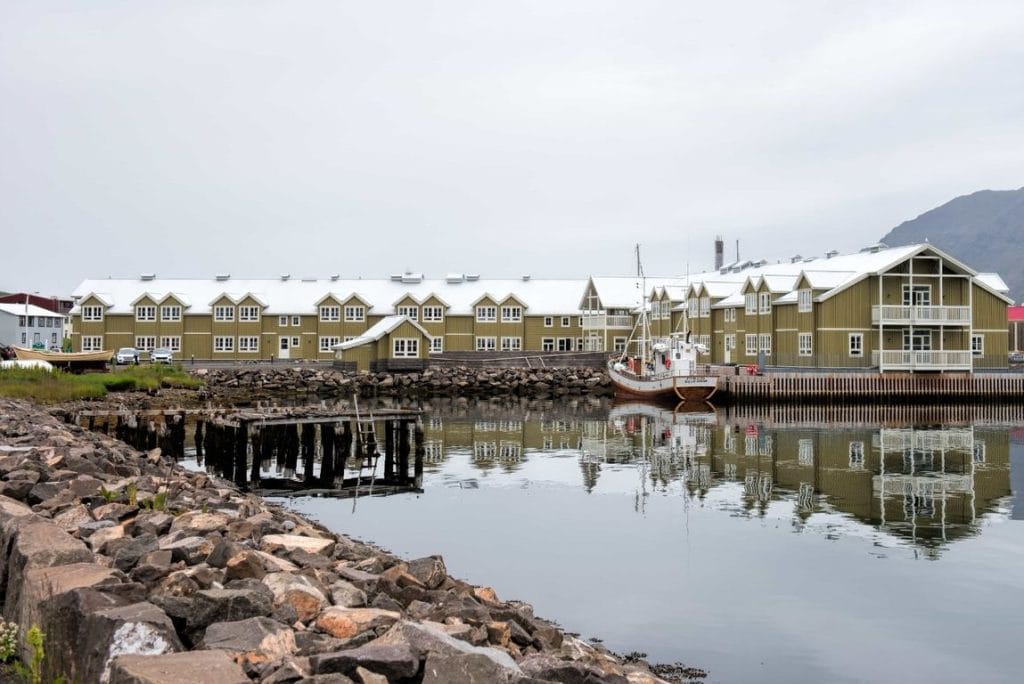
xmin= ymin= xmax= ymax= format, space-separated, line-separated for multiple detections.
xmin=414 ymin=399 xmax=1016 ymax=556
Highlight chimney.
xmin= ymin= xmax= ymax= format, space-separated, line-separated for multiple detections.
xmin=714 ymin=235 xmax=724 ymax=270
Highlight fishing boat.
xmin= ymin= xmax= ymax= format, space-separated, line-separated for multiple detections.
xmin=12 ymin=347 xmax=113 ymax=371
xmin=606 ymin=247 xmax=718 ymax=403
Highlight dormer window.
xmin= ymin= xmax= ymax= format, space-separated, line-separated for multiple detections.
xmin=798 ymin=289 xmax=812 ymax=313
xmin=239 ymin=305 xmax=261 ymax=322
xmin=161 ymin=305 xmax=182 ymax=321
xmin=501 ymin=306 xmax=522 ymax=322
xmin=214 ymin=305 xmax=234 ymax=322
xmin=397 ymin=305 xmax=418 ymax=320
xmin=744 ymin=293 xmax=757 ymax=315
xmin=758 ymin=292 xmax=771 ymax=314
xmin=135 ymin=305 xmax=156 ymax=322
xmin=82 ymin=306 xmax=104 ymax=322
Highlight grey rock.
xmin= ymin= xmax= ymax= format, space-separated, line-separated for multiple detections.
xmin=310 ymin=643 xmax=419 ymax=680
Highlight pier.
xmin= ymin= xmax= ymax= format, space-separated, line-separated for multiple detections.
xmin=75 ymin=405 xmax=425 ymax=498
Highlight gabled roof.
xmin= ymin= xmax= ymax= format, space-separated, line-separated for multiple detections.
xmin=0 ymin=303 xmax=63 ymax=319
xmin=333 ymin=315 xmax=433 ymax=351
xmin=75 ymin=292 xmax=113 ymax=308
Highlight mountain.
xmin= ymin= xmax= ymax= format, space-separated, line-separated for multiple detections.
xmin=880 ymin=188 xmax=1024 ymax=304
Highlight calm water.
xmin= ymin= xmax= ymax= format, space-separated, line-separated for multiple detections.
xmin=274 ymin=399 xmax=1024 ymax=684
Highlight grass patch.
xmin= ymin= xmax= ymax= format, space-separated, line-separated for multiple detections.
xmin=0 ymin=365 xmax=203 ymax=404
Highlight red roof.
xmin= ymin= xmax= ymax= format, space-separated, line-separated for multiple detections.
xmin=1010 ymin=306 xmax=1024 ymax=322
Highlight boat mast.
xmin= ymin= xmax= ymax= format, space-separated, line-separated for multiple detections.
xmin=637 ymin=244 xmax=650 ymax=369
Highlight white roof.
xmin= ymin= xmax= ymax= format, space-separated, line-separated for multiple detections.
xmin=334 ymin=315 xmax=432 ymax=351
xmin=0 ymin=303 xmax=63 ymax=319
xmin=71 ymin=277 xmax=589 ymax=316
xmin=976 ymin=273 xmax=1009 ymax=294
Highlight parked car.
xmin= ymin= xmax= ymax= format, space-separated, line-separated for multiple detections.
xmin=150 ymin=347 xmax=174 ymax=364
xmin=115 ymin=347 xmax=140 ymax=365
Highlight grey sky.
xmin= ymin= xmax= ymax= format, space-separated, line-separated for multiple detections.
xmin=3 ymin=1 xmax=1023 ymax=296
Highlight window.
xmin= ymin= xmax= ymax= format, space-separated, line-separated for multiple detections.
xmin=239 ymin=306 xmax=260 ymax=322
xmin=159 ymin=336 xmax=181 ymax=352
xmin=214 ymin=336 xmax=234 ymax=352
xmin=561 ymin=316 xmax=570 ymax=327
xmin=319 ymin=336 xmax=341 ymax=352
xmin=159 ymin=305 xmax=181 ymax=322
xmin=971 ymin=334 xmax=984 ymax=357
xmin=688 ymin=298 xmax=699 ymax=318
xmin=20 ymin=332 xmax=26 ymax=344
xmin=214 ymin=306 xmax=234 ymax=322
xmin=758 ymin=292 xmax=771 ymax=314
xmin=238 ymin=336 xmax=259 ymax=352
xmin=500 ymin=336 xmax=522 ymax=351
xmin=291 ymin=315 xmax=301 ymax=326
xmin=501 ymin=306 xmax=522 ymax=322
xmin=541 ymin=338 xmax=555 ymax=351
xmin=343 ymin=306 xmax=364 ymax=322
xmin=320 ymin=306 xmax=340 ymax=322
xmin=759 ymin=334 xmax=772 ymax=354
xmin=135 ymin=305 xmax=156 ymax=322
xmin=544 ymin=316 xmax=553 ymax=327
xmin=849 ymin=333 xmax=864 ymax=357
xmin=557 ymin=338 xmax=574 ymax=351
xmin=82 ymin=306 xmax=104 ymax=322
xmin=744 ymin=293 xmax=756 ymax=315
xmin=903 ymin=330 xmax=931 ymax=351
xmin=613 ymin=337 xmax=627 ymax=352
xmin=700 ymin=297 xmax=710 ymax=317
xmin=135 ymin=336 xmax=156 ymax=351
xmin=849 ymin=441 xmax=864 ymax=469
xmin=429 ymin=337 xmax=443 ymax=353
xmin=578 ymin=316 xmax=584 ymax=326
xmin=798 ymin=289 xmax=812 ymax=313
xmin=393 ymin=338 xmax=419 ymax=357
xmin=902 ymin=284 xmax=931 ymax=306
xmin=798 ymin=439 xmax=814 ymax=466
xmin=724 ymin=308 xmax=735 ymax=323
xmin=475 ymin=306 xmax=497 ymax=322
xmin=81 ymin=336 xmax=103 ymax=351
xmin=475 ymin=336 xmax=496 ymax=351
xmin=724 ymin=334 xmax=735 ymax=353
xmin=279 ymin=315 xmax=288 ymax=326
xmin=51 ymin=332 xmax=58 ymax=344
xmin=291 ymin=336 xmax=300 ymax=347
xmin=397 ymin=306 xmax=418 ymax=321
xmin=422 ymin=306 xmax=443 ymax=322
xmin=745 ymin=334 xmax=757 ymax=356
xmin=798 ymin=333 xmax=813 ymax=356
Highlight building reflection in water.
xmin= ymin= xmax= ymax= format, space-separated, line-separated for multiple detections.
xmin=417 ymin=399 xmax=1016 ymax=556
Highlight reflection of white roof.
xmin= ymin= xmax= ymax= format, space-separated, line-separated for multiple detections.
xmin=0 ymin=303 xmax=62 ymax=319
xmin=71 ymin=277 xmax=588 ymax=316
xmin=334 ymin=315 xmax=432 ymax=351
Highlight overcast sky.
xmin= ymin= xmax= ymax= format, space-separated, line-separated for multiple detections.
xmin=2 ymin=1 xmax=1023 ymax=296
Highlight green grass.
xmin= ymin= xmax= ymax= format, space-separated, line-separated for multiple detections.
xmin=0 ymin=365 xmax=204 ymax=404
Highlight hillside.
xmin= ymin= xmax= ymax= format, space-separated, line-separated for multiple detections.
xmin=880 ymin=188 xmax=1024 ymax=303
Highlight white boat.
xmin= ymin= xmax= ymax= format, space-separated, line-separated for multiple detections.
xmin=606 ymin=247 xmax=718 ymax=403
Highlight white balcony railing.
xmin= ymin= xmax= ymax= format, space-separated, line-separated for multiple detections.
xmin=871 ymin=305 xmax=971 ymax=326
xmin=581 ymin=314 xmax=634 ymax=330
xmin=872 ymin=349 xmax=974 ymax=371
xmin=874 ymin=429 xmax=974 ymax=452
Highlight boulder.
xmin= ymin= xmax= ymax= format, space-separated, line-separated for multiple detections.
xmin=53 ymin=504 xmax=93 ymax=533
xmin=108 ymin=650 xmax=249 ymax=684
xmin=187 ymin=587 xmax=274 ymax=631
xmin=261 ymin=534 xmax=334 ymax=556
xmin=112 ymin=533 xmax=159 ymax=573
xmin=169 ymin=511 xmax=232 ymax=536
xmin=314 ymin=607 xmax=401 ymax=641
xmin=328 ymin=580 xmax=367 ymax=608
xmin=92 ymin=502 xmax=138 ymax=522
xmin=197 ymin=616 xmax=296 ymax=667
xmin=160 ymin=536 xmax=215 ymax=565
xmin=224 ymin=549 xmax=268 ymax=581
xmin=78 ymin=601 xmax=184 ymax=684
xmin=263 ymin=573 xmax=329 ymax=623
xmin=422 ymin=652 xmax=524 ymax=683
xmin=374 ymin=621 xmax=521 ymax=674
xmin=309 ymin=643 xmax=419 ymax=680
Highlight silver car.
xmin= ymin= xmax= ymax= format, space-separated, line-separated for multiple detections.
xmin=115 ymin=347 xmax=140 ymax=365
xmin=150 ymin=347 xmax=174 ymax=364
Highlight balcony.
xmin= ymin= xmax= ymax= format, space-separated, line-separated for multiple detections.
xmin=873 ymin=428 xmax=974 ymax=452
xmin=581 ymin=314 xmax=634 ymax=330
xmin=872 ymin=349 xmax=973 ymax=371
xmin=871 ymin=305 xmax=971 ymax=326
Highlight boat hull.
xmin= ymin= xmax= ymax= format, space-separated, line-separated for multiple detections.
xmin=607 ymin=363 xmax=717 ymax=402
xmin=13 ymin=347 xmax=113 ymax=370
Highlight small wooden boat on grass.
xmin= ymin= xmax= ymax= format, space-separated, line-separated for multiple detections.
xmin=13 ymin=347 xmax=113 ymax=371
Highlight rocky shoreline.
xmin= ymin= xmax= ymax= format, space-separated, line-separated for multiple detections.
xmin=0 ymin=398 xmax=699 ymax=683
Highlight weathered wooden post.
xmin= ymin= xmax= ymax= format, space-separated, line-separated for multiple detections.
xmin=413 ymin=419 xmax=425 ymax=488
xmin=300 ymin=424 xmax=314 ymax=483
xmin=320 ymin=422 xmax=336 ymax=487
xmin=195 ymin=419 xmax=205 ymax=464
xmin=383 ymin=420 xmax=395 ymax=483
xmin=397 ymin=420 xmax=410 ymax=485
xmin=338 ymin=421 xmax=353 ymax=478
xmin=233 ymin=422 xmax=248 ymax=487
xmin=251 ymin=426 xmax=263 ymax=485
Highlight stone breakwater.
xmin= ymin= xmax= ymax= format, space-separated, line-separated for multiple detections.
xmin=194 ymin=366 xmax=614 ymax=401
xmin=0 ymin=399 xmax=677 ymax=684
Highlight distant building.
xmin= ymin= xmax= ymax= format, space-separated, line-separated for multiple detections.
xmin=0 ymin=303 xmax=67 ymax=349
xmin=0 ymin=293 xmax=74 ymax=316
xmin=1010 ymin=306 xmax=1024 ymax=354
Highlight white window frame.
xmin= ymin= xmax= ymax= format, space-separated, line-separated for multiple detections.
xmin=560 ymin=316 xmax=570 ymax=327
xmin=758 ymin=292 xmax=771 ymax=315
xmin=700 ymin=296 xmax=710 ymax=317
xmin=724 ymin=334 xmax=735 ymax=353
xmin=343 ymin=305 xmax=364 ymax=322
xmin=135 ymin=336 xmax=156 ymax=351
xmin=501 ymin=306 xmax=522 ymax=322
xmin=278 ymin=315 xmax=288 ymax=326
xmin=238 ymin=336 xmax=259 ymax=353
xmin=475 ymin=336 xmax=496 ymax=351
xmin=319 ymin=336 xmax=341 ymax=352
xmin=397 ymin=306 xmax=418 ymax=321
xmin=798 ymin=289 xmax=812 ymax=313
xmin=238 ymin=306 xmax=260 ymax=322
xmin=393 ymin=338 xmax=419 ymax=358
xmin=290 ymin=336 xmax=300 ymax=347
xmin=543 ymin=316 xmax=553 ymax=327
xmin=798 ymin=333 xmax=812 ymax=357
xmin=849 ymin=441 xmax=865 ymax=469
xmin=724 ymin=308 xmax=735 ymax=323
xmin=291 ymin=315 xmax=301 ymax=326
xmin=798 ymin=439 xmax=814 ymax=466
xmin=745 ymin=334 xmax=757 ymax=356
xmin=903 ymin=329 xmax=931 ymax=351
xmin=159 ymin=336 xmax=181 ymax=352
xmin=744 ymin=293 xmax=757 ymax=315
xmin=557 ymin=338 xmax=574 ymax=351
xmin=159 ymin=305 xmax=181 ymax=322
xmin=971 ymin=334 xmax=984 ymax=357
xmin=759 ymin=334 xmax=772 ymax=354
xmin=902 ymin=284 xmax=931 ymax=306
xmin=213 ymin=336 xmax=234 ymax=352
xmin=422 ymin=306 xmax=443 ymax=322
xmin=541 ymin=338 xmax=555 ymax=351
xmin=320 ymin=306 xmax=340 ymax=322
xmin=849 ymin=333 xmax=864 ymax=357
xmin=429 ymin=337 xmax=443 ymax=353
xmin=213 ymin=306 xmax=234 ymax=322
xmin=500 ymin=336 xmax=522 ymax=351
xmin=81 ymin=335 xmax=103 ymax=351
xmin=135 ymin=305 xmax=156 ymax=322
xmin=476 ymin=306 xmax=497 ymax=322
xmin=613 ymin=336 xmax=627 ymax=353
xmin=688 ymin=298 xmax=699 ymax=318
xmin=81 ymin=305 xmax=104 ymax=322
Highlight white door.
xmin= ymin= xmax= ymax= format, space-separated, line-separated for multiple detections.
xmin=278 ymin=336 xmax=290 ymax=360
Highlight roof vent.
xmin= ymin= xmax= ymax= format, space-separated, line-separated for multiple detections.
xmin=860 ymin=242 xmax=887 ymax=254
xmin=803 ymin=257 xmax=817 ymax=263
xmin=330 ymin=274 xmax=339 ymax=281
xmin=401 ymin=273 xmax=423 ymax=284
xmin=719 ymin=268 xmax=729 ymax=274
xmin=465 ymin=274 xmax=480 ymax=282
xmin=139 ymin=273 xmax=155 ymax=281
xmin=752 ymin=259 xmax=768 ymax=267
xmin=215 ymin=274 xmax=231 ymax=281
xmin=790 ymin=255 xmax=803 ymax=263
xmin=825 ymin=249 xmax=839 ymax=259
xmin=390 ymin=274 xmax=403 ymax=282
xmin=280 ymin=274 xmax=290 ymax=281
xmin=522 ymin=275 xmax=531 ymax=281
xmin=445 ymin=273 xmax=464 ymax=284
